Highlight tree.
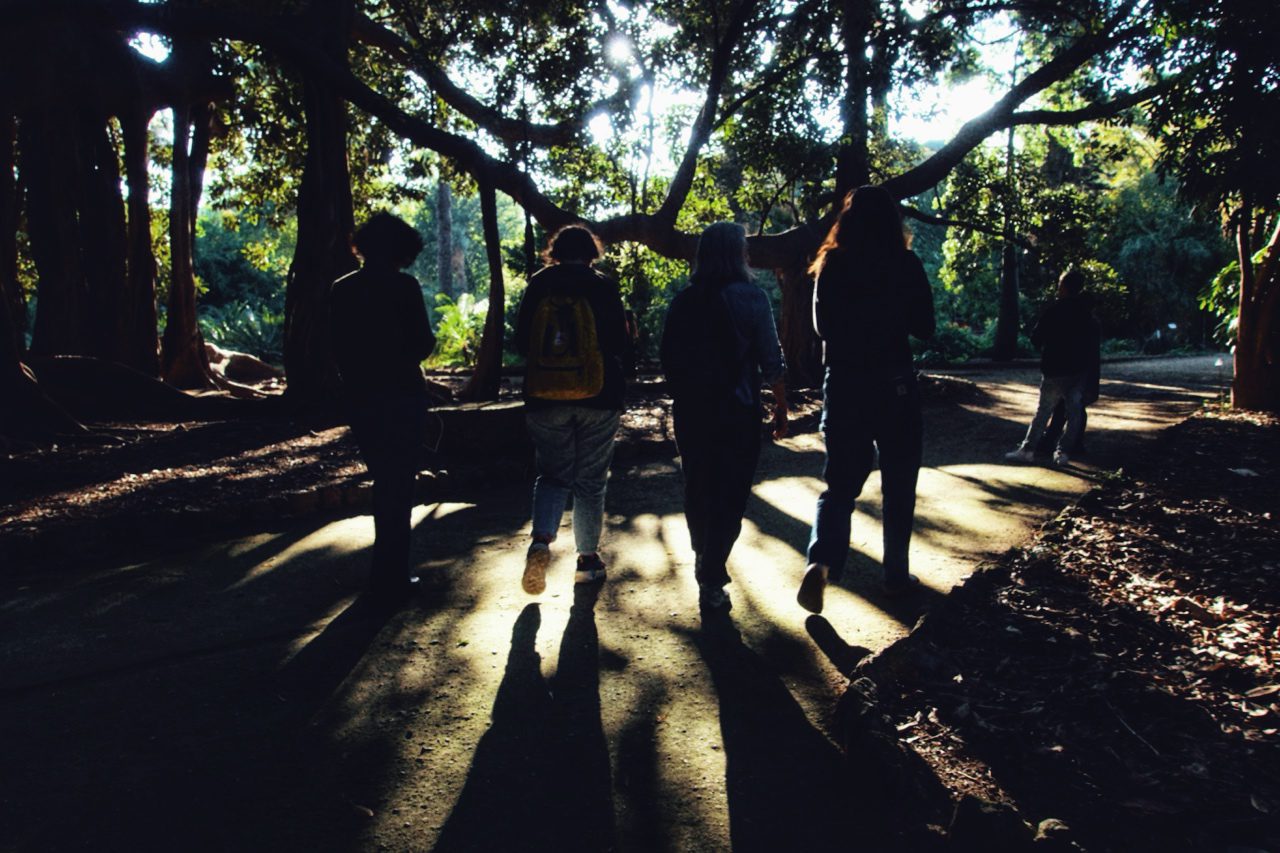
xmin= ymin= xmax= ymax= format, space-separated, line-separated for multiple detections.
xmin=1145 ymin=0 xmax=1280 ymax=411
xmin=0 ymin=0 xmax=1202 ymax=413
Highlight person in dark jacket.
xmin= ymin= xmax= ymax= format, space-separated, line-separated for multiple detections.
xmin=661 ymin=221 xmax=788 ymax=612
xmin=514 ymin=224 xmax=631 ymax=595
xmin=330 ymin=212 xmax=436 ymax=602
xmin=797 ymin=185 xmax=936 ymax=613
xmin=1005 ymin=268 xmax=1100 ymax=467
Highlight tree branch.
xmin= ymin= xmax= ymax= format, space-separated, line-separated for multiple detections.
xmin=1010 ymin=81 xmax=1168 ymax=126
xmin=351 ymin=12 xmax=635 ymax=149
xmin=881 ymin=19 xmax=1137 ymax=200
xmin=655 ymin=0 xmax=759 ymax=225
xmin=901 ymin=203 xmax=1033 ymax=248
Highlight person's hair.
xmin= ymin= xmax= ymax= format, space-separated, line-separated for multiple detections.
xmin=809 ymin=184 xmax=907 ymax=276
xmin=543 ymin=224 xmax=603 ymax=265
xmin=1059 ymin=267 xmax=1086 ymax=296
xmin=353 ymin=212 xmax=423 ymax=268
xmin=690 ymin=221 xmax=753 ymax=289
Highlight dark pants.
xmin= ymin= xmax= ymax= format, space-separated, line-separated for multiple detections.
xmin=807 ymin=368 xmax=923 ymax=585
xmin=673 ymin=399 xmax=761 ymax=589
xmin=1037 ymin=399 xmax=1088 ymax=454
xmin=349 ymin=394 xmax=429 ymax=590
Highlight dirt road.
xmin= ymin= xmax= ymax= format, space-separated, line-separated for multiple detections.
xmin=0 ymin=356 xmax=1225 ymax=851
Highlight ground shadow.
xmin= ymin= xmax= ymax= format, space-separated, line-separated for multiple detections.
xmin=694 ymin=608 xmax=892 ymax=851
xmin=433 ymin=589 xmax=615 ymax=852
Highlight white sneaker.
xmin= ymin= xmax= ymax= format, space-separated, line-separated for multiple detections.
xmin=1053 ymin=450 xmax=1070 ymax=466
xmin=1004 ymin=447 xmax=1035 ymax=463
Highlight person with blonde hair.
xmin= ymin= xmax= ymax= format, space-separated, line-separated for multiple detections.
xmin=661 ymin=221 xmax=788 ymax=611
xmin=796 ymin=185 xmax=935 ymax=613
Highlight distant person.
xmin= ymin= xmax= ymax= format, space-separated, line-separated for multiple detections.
xmin=797 ymin=185 xmax=936 ymax=613
xmin=515 ymin=224 xmax=631 ymax=595
xmin=330 ymin=212 xmax=436 ymax=603
xmin=1005 ymin=268 xmax=1100 ymax=467
xmin=661 ymin=222 xmax=788 ymax=611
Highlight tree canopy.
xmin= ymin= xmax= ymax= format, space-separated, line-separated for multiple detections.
xmin=0 ymin=0 xmax=1276 ymax=432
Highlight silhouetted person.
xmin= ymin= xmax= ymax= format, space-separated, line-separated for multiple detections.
xmin=661 ymin=222 xmax=788 ymax=611
xmin=330 ymin=212 xmax=435 ymax=602
xmin=797 ymin=185 xmax=935 ymax=613
xmin=514 ymin=224 xmax=631 ymax=595
xmin=1038 ymin=331 xmax=1101 ymax=456
xmin=1005 ymin=268 xmax=1100 ymax=467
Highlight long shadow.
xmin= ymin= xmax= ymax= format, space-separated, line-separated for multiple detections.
xmin=0 ymin=481 xmax=534 ymax=852
xmin=693 ymin=609 xmax=905 ymax=851
xmin=434 ymin=590 xmax=615 ymax=852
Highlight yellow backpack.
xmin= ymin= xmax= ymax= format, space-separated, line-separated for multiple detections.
xmin=525 ymin=292 xmax=605 ymax=400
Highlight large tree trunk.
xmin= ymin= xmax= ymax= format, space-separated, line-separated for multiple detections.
xmin=283 ymin=0 xmax=357 ymax=411
xmin=78 ymin=116 xmax=130 ymax=364
xmin=21 ymin=110 xmax=90 ymax=357
xmin=436 ymin=178 xmax=454 ymax=299
xmin=835 ymin=0 xmax=873 ymax=195
xmin=777 ymin=261 xmax=822 ymax=388
xmin=119 ymin=109 xmax=159 ymax=376
xmin=0 ymin=111 xmax=22 ymax=358
xmin=461 ymin=176 xmax=505 ymax=401
xmin=161 ymin=102 xmax=216 ymax=388
xmin=1232 ymin=215 xmax=1280 ymax=412
xmin=0 ymin=258 xmax=86 ymax=444
xmin=992 ymin=243 xmax=1020 ymax=360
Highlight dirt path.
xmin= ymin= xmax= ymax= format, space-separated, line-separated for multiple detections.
xmin=0 ymin=356 xmax=1225 ymax=852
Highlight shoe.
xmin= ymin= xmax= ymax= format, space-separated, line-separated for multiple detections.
xmin=1004 ymin=447 xmax=1035 ymax=463
xmin=523 ymin=541 xmax=550 ymax=594
xmin=698 ymin=583 xmax=732 ymax=611
xmin=575 ymin=553 xmax=607 ymax=584
xmin=882 ymin=574 xmax=921 ymax=597
xmin=797 ymin=563 xmax=829 ymax=614
xmin=1053 ymin=450 xmax=1070 ymax=466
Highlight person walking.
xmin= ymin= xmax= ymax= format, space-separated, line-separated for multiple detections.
xmin=330 ymin=212 xmax=436 ymax=603
xmin=797 ymin=185 xmax=935 ymax=613
xmin=1005 ymin=268 xmax=1100 ymax=467
xmin=661 ymin=221 xmax=788 ymax=612
xmin=515 ymin=225 xmax=631 ymax=594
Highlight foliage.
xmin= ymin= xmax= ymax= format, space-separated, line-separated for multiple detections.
xmin=428 ymin=292 xmax=488 ymax=367
xmin=194 ymin=210 xmax=292 ymax=312
xmin=198 ymin=301 xmax=284 ymax=363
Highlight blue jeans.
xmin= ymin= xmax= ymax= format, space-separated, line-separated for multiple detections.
xmin=526 ymin=406 xmax=621 ymax=554
xmin=807 ymin=368 xmax=923 ymax=584
xmin=1019 ymin=373 xmax=1085 ymax=455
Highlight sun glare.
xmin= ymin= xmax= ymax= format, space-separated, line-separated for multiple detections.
xmin=129 ymin=32 xmax=170 ymax=63
xmin=606 ymin=35 xmax=633 ymax=66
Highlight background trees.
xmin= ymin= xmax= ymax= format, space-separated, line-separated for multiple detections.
xmin=0 ymin=0 xmax=1273 ymax=436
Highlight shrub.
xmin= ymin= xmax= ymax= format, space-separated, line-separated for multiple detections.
xmin=429 ymin=292 xmax=487 ymax=367
xmin=198 ymin=301 xmax=284 ymax=363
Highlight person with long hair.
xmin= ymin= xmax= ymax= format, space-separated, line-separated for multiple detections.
xmin=330 ymin=212 xmax=436 ymax=603
xmin=661 ymin=222 xmax=788 ymax=611
xmin=514 ymin=224 xmax=631 ymax=595
xmin=796 ymin=186 xmax=935 ymax=613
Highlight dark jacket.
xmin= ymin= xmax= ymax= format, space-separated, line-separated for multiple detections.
xmin=514 ymin=263 xmax=631 ymax=410
xmin=330 ymin=265 xmax=436 ymax=402
xmin=813 ymin=248 xmax=935 ymax=371
xmin=661 ymin=279 xmax=786 ymax=411
xmin=1031 ymin=294 xmax=1100 ymax=379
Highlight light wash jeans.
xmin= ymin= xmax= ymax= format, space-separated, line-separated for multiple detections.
xmin=1019 ymin=373 xmax=1086 ymax=455
xmin=526 ymin=405 xmax=621 ymax=554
